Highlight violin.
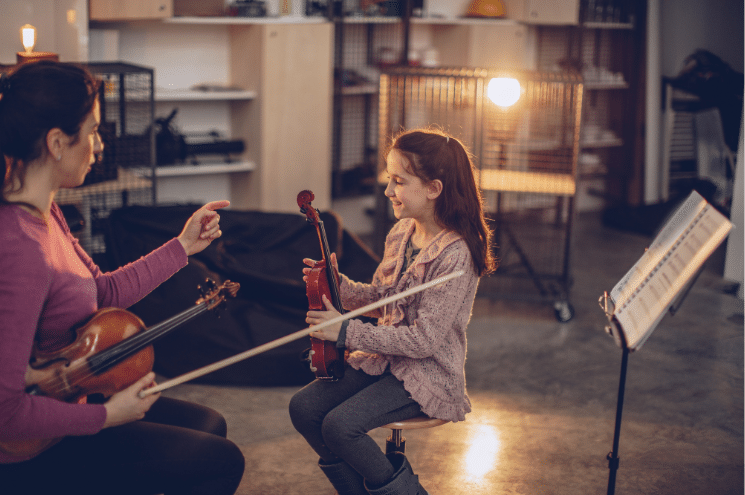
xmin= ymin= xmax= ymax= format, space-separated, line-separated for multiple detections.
xmin=297 ymin=190 xmax=346 ymax=381
xmin=0 ymin=279 xmax=239 ymax=458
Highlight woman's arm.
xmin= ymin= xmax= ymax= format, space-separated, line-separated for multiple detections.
xmin=53 ymin=202 xmax=227 ymax=310
xmin=0 ymin=235 xmax=105 ymax=448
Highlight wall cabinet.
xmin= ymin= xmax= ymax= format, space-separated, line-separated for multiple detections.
xmin=90 ymin=0 xmax=173 ymax=21
xmin=411 ymin=18 xmax=528 ymax=69
xmin=509 ymin=0 xmax=580 ymax=25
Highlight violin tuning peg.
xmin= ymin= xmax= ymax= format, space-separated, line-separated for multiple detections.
xmin=198 ymin=278 xmax=217 ymax=296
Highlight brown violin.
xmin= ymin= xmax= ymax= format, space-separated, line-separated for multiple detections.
xmin=297 ymin=190 xmax=346 ymax=381
xmin=0 ymin=279 xmax=239 ymax=458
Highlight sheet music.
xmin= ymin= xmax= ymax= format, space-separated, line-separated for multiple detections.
xmin=606 ymin=191 xmax=732 ymax=350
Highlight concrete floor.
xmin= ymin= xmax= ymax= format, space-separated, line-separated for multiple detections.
xmin=161 ymin=212 xmax=743 ymax=495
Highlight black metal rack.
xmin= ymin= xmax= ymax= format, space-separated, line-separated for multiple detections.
xmin=54 ymin=62 xmax=156 ymax=259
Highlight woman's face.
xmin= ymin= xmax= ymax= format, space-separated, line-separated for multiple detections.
xmin=56 ymin=99 xmax=103 ymax=188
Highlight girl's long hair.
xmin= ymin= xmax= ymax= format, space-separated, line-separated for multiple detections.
xmin=0 ymin=61 xmax=99 ymax=201
xmin=389 ymin=128 xmax=496 ymax=276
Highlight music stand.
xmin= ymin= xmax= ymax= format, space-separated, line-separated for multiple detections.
xmin=598 ymin=191 xmax=732 ymax=495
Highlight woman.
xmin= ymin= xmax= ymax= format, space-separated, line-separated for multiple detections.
xmin=0 ymin=61 xmax=245 ymax=494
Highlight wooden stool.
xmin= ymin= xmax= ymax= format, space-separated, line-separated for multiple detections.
xmin=380 ymin=415 xmax=448 ymax=454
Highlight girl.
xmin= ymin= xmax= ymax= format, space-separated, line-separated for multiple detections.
xmin=0 ymin=61 xmax=244 ymax=494
xmin=289 ymin=128 xmax=495 ymax=495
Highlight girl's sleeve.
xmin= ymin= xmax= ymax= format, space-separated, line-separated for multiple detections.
xmin=339 ymin=274 xmax=386 ymax=318
xmin=344 ymin=246 xmax=477 ymax=359
xmin=339 ymin=220 xmax=407 ymax=317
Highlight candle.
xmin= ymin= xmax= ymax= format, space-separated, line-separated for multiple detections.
xmin=17 ymin=24 xmax=59 ymax=65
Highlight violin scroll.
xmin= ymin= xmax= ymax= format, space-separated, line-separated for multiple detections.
xmin=297 ymin=190 xmax=321 ymax=226
xmin=197 ymin=279 xmax=241 ymax=312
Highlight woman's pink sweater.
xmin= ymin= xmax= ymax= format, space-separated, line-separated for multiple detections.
xmin=341 ymin=219 xmax=479 ymax=422
xmin=0 ymin=203 xmax=187 ymax=463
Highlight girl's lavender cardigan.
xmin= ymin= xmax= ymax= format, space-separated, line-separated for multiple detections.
xmin=340 ymin=218 xmax=479 ymax=422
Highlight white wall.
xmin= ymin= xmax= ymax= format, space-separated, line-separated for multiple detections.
xmin=660 ymin=0 xmax=743 ymax=76
xmin=0 ymin=0 xmax=88 ymax=65
xmin=724 ymin=106 xmax=744 ymax=291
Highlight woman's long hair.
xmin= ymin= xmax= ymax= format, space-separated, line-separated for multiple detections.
xmin=389 ymin=128 xmax=496 ymax=276
xmin=0 ymin=61 xmax=99 ymax=200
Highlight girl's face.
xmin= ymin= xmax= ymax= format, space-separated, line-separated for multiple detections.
xmin=384 ymin=149 xmax=438 ymax=222
xmin=56 ymin=99 xmax=103 ymax=188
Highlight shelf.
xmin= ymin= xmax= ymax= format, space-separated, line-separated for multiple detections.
xmin=165 ymin=16 xmax=327 ymax=25
xmin=155 ymin=88 xmax=257 ymax=101
xmin=584 ymin=81 xmax=629 ymax=90
xmin=582 ymin=21 xmax=634 ymax=29
xmin=479 ymin=169 xmax=576 ymax=196
xmin=410 ymin=17 xmax=519 ymax=26
xmin=55 ymin=168 xmax=152 ymax=204
xmin=579 ymin=172 xmax=609 ymax=180
xmin=337 ymin=84 xmax=378 ymax=96
xmin=339 ymin=16 xmax=403 ymax=24
xmin=580 ymin=137 xmax=624 ymax=148
xmin=133 ymin=161 xmax=256 ymax=178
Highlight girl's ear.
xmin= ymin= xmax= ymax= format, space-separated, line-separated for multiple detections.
xmin=427 ymin=179 xmax=443 ymax=200
xmin=46 ymin=128 xmax=66 ymax=161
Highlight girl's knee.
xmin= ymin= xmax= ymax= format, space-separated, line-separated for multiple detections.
xmin=320 ymin=411 xmax=355 ymax=451
xmin=288 ymin=391 xmax=314 ymax=432
xmin=206 ymin=411 xmax=228 ymax=437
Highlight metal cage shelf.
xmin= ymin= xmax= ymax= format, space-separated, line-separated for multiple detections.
xmin=376 ymin=67 xmax=584 ymax=321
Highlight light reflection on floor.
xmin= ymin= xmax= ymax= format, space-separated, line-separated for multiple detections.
xmin=463 ymin=424 xmax=502 ymax=481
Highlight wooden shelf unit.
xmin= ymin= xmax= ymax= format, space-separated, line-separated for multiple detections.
xmin=89 ymin=1 xmax=334 ymax=213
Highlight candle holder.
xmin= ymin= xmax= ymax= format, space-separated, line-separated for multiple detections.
xmin=17 ymin=51 xmax=59 ymax=65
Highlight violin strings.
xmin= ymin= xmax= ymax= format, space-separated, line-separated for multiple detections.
xmin=317 ymin=221 xmax=343 ymax=311
xmin=33 ymin=303 xmax=208 ymax=398
xmin=88 ymin=304 xmax=206 ymax=369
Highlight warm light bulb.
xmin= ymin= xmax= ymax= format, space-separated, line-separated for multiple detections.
xmin=20 ymin=24 xmax=36 ymax=54
xmin=487 ymin=77 xmax=521 ymax=107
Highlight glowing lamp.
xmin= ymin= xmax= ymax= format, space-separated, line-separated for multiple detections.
xmin=487 ymin=77 xmax=521 ymax=107
xmin=21 ymin=24 xmax=36 ymax=54
xmin=486 ymin=77 xmax=523 ymax=144
xmin=17 ymin=24 xmax=59 ymax=65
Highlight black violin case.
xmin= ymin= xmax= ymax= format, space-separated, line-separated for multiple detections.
xmin=102 ymin=204 xmax=379 ymax=386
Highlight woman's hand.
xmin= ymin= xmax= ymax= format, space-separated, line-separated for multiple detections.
xmin=103 ymin=372 xmax=160 ymax=428
xmin=177 ymin=200 xmax=230 ymax=256
xmin=307 ymin=295 xmax=342 ymax=342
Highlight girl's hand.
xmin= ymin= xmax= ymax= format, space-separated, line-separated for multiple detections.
xmin=302 ymin=253 xmax=339 ymax=282
xmin=307 ymin=295 xmax=342 ymax=341
xmin=177 ymin=200 xmax=230 ymax=256
xmin=103 ymin=372 xmax=160 ymax=428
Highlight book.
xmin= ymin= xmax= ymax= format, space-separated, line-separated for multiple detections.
xmin=603 ymin=191 xmax=733 ymax=351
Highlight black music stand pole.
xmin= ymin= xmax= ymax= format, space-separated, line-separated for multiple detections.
xmin=607 ymin=345 xmax=629 ymax=495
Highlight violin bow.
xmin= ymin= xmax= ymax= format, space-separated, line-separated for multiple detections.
xmin=140 ymin=269 xmax=465 ymax=397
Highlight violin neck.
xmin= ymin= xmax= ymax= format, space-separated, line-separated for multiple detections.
xmin=316 ymin=220 xmax=344 ymax=312
xmin=87 ymin=303 xmax=208 ymax=374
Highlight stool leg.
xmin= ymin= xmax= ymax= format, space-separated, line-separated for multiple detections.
xmin=385 ymin=429 xmax=405 ymax=455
